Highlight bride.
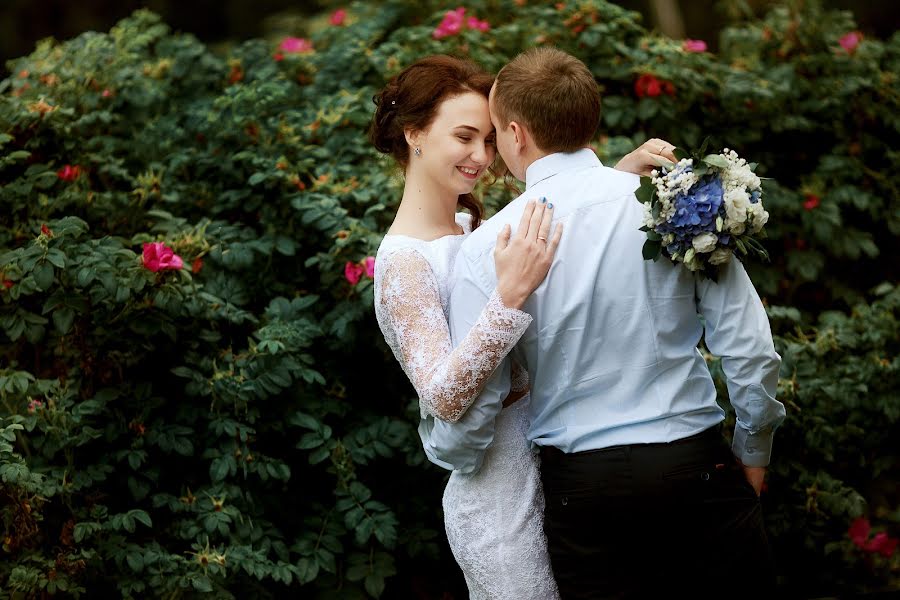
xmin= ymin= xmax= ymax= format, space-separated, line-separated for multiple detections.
xmin=371 ymin=54 xmax=675 ymax=599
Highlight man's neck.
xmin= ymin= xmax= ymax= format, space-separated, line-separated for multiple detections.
xmin=518 ymin=148 xmax=549 ymax=185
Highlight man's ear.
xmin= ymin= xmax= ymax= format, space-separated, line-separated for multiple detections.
xmin=508 ymin=121 xmax=527 ymax=154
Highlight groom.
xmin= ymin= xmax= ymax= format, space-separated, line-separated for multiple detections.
xmin=424 ymin=47 xmax=785 ymax=598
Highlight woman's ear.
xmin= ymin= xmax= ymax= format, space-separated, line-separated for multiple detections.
xmin=404 ymin=128 xmax=422 ymax=149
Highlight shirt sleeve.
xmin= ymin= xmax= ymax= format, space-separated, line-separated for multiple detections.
xmin=422 ymin=248 xmax=517 ymax=473
xmin=377 ymin=247 xmax=532 ymax=424
xmin=696 ymin=256 xmax=786 ymax=467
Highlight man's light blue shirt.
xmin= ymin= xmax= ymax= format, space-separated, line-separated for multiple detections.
xmin=420 ymin=149 xmax=785 ymax=473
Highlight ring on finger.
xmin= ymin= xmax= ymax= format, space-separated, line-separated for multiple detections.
xmin=537 ymin=236 xmax=548 ymax=242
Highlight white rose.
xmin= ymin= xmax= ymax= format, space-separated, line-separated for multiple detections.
xmin=709 ymin=247 xmax=733 ymax=265
xmin=724 ymin=188 xmax=750 ymax=222
xmin=691 ymin=232 xmax=718 ymax=253
xmin=747 ymin=203 xmax=769 ymax=233
xmin=724 ymin=218 xmax=746 ymax=235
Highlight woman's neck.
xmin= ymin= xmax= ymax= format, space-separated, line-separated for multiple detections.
xmin=392 ymin=167 xmax=461 ymax=237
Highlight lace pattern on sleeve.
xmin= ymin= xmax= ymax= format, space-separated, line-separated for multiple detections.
xmin=374 ymin=247 xmax=532 ymax=422
xmin=510 ymin=361 xmax=530 ymax=394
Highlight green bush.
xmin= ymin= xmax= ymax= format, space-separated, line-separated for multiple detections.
xmin=0 ymin=1 xmax=897 ymax=597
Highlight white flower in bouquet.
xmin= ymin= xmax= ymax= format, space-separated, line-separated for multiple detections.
xmin=708 ymin=247 xmax=733 ymax=265
xmin=692 ymin=232 xmax=719 ymax=253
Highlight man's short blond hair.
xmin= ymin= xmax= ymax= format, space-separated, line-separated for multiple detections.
xmin=493 ymin=47 xmax=601 ymax=153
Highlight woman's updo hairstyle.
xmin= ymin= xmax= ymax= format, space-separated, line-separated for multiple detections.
xmin=370 ymin=55 xmax=495 ymax=229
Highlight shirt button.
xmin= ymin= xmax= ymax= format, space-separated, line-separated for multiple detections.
xmin=701 ymin=472 xmax=710 ymax=481
xmin=561 ymin=497 xmax=568 ymax=506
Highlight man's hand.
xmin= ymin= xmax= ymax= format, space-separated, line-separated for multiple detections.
xmin=614 ymin=138 xmax=678 ymax=177
xmin=741 ymin=464 xmax=766 ymax=497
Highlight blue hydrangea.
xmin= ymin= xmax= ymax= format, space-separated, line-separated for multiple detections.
xmin=657 ymin=175 xmax=724 ymax=242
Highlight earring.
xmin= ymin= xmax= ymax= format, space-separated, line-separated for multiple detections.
xmin=414 ymin=147 xmax=421 ymax=156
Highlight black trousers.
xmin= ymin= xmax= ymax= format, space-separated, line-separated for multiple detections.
xmin=540 ymin=426 xmax=775 ymax=600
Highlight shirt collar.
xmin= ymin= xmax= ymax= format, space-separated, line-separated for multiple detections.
xmin=525 ymin=148 xmax=603 ymax=190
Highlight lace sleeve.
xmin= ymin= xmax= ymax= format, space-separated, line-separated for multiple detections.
xmin=376 ymin=248 xmax=533 ymax=423
xmin=510 ymin=360 xmax=530 ymax=393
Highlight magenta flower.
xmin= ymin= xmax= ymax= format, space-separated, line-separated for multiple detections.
xmin=467 ymin=16 xmax=490 ymax=32
xmin=849 ymin=517 xmax=870 ymax=547
xmin=142 ymin=242 xmax=184 ymax=272
xmin=330 ymin=9 xmax=347 ymax=26
xmin=57 ymin=164 xmax=82 ymax=182
xmin=839 ymin=31 xmax=862 ymax=54
xmin=683 ymin=39 xmax=707 ymax=53
xmin=433 ymin=7 xmax=489 ymax=39
xmin=345 ymin=261 xmax=364 ymax=285
xmin=27 ymin=399 xmax=44 ymax=413
xmin=865 ymin=532 xmax=898 ymax=557
xmin=279 ymin=37 xmax=314 ymax=54
xmin=364 ymin=256 xmax=375 ymax=278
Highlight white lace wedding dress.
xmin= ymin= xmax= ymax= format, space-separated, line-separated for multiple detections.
xmin=374 ymin=213 xmax=559 ymax=600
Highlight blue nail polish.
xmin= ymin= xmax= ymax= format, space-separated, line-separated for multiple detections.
xmin=548 ymin=203 xmax=554 ymax=209
xmin=541 ymin=197 xmax=547 ymax=203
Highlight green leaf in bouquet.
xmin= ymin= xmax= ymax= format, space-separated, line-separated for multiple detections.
xmin=635 ymin=178 xmax=655 ymax=204
xmin=642 ymin=239 xmax=662 ymax=261
xmin=698 ymin=137 xmax=711 ymax=157
xmin=701 ymin=154 xmax=730 ymax=169
xmin=646 ymin=230 xmax=662 ymax=241
xmin=673 ymin=148 xmax=689 ymax=161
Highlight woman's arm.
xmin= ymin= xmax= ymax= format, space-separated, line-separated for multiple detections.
xmin=376 ymin=247 xmax=533 ymax=423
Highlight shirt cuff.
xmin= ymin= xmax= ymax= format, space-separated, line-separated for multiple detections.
xmin=732 ymin=425 xmax=776 ymax=467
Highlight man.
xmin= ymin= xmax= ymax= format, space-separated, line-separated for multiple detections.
xmin=424 ymin=47 xmax=785 ymax=598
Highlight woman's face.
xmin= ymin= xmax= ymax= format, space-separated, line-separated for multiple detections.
xmin=411 ymin=91 xmax=496 ymax=196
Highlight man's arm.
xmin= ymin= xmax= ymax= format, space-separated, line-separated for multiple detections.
xmin=421 ymin=249 xmax=513 ymax=474
xmin=697 ymin=257 xmax=786 ymax=473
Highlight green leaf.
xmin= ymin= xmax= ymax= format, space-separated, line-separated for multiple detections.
xmin=248 ymin=172 xmax=267 ymax=185
xmin=635 ymin=178 xmax=655 ymax=204
xmin=365 ymin=573 xmax=385 ymax=598
xmin=33 ymin=261 xmax=54 ymax=290
xmin=701 ymin=154 xmax=730 ymax=169
xmin=210 ymin=457 xmax=229 ymax=481
xmin=130 ymin=509 xmax=152 ymax=528
xmin=642 ymin=239 xmax=662 ymax=261
xmin=53 ymin=307 xmax=75 ymax=335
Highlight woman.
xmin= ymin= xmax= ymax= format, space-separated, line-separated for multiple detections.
xmin=371 ymin=55 xmax=675 ymax=599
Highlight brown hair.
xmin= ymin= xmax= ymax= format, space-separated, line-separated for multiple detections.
xmin=370 ymin=55 xmax=495 ymax=229
xmin=492 ymin=47 xmax=601 ymax=153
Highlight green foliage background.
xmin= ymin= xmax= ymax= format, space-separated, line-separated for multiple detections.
xmin=0 ymin=0 xmax=897 ymax=597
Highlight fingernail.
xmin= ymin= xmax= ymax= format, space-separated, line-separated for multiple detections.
xmin=547 ymin=203 xmax=553 ymax=209
xmin=541 ymin=197 xmax=547 ymax=203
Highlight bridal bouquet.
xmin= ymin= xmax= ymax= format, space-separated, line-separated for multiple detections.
xmin=635 ymin=140 xmax=770 ymax=281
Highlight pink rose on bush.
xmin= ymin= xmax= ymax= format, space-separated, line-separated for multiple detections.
xmin=849 ymin=517 xmax=870 ymax=547
xmin=142 ymin=242 xmax=184 ymax=272
xmin=330 ymin=9 xmax=347 ymax=26
xmin=683 ymin=39 xmax=707 ymax=53
xmin=467 ymin=16 xmax=490 ymax=32
xmin=864 ymin=532 xmax=898 ymax=557
xmin=433 ymin=7 xmax=489 ymax=39
xmin=345 ymin=261 xmax=365 ymax=285
xmin=279 ymin=37 xmax=314 ymax=54
xmin=839 ymin=31 xmax=862 ymax=54
xmin=57 ymin=164 xmax=82 ymax=182
xmin=364 ymin=256 xmax=375 ymax=278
